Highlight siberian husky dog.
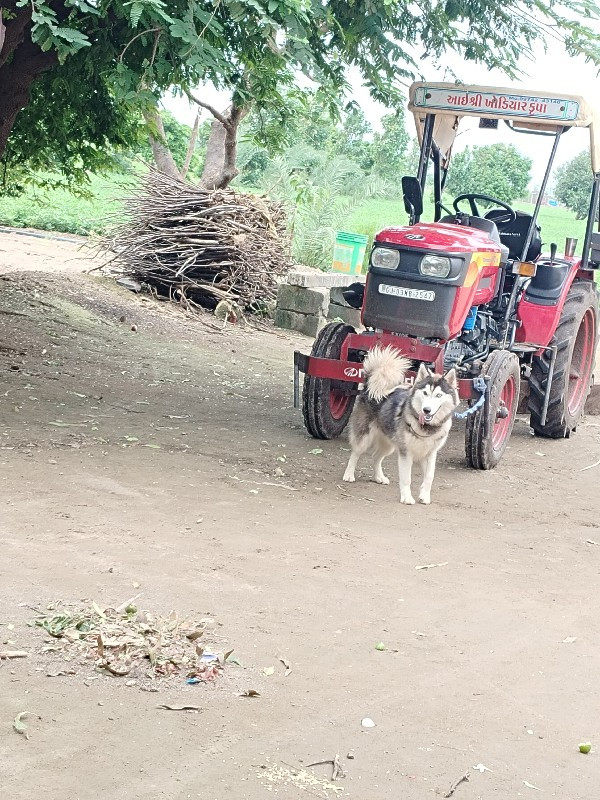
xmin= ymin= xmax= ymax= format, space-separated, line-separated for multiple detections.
xmin=342 ymin=346 xmax=459 ymax=505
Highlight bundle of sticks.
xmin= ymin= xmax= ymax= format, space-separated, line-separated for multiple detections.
xmin=102 ymin=169 xmax=291 ymax=310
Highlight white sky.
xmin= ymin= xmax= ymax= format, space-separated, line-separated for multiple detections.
xmin=163 ymin=35 xmax=600 ymax=191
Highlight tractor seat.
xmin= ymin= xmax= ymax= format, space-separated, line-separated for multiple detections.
xmin=440 ymin=214 xmax=510 ymax=264
xmin=485 ymin=209 xmax=542 ymax=262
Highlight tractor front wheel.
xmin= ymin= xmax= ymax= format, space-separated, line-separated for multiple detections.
xmin=529 ymin=281 xmax=598 ymax=438
xmin=302 ymin=322 xmax=357 ymax=439
xmin=465 ymin=349 xmax=521 ymax=470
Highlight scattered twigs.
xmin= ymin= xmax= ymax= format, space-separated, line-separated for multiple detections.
xmin=444 ymin=771 xmax=470 ymax=797
xmin=100 ymin=168 xmax=291 ymax=312
xmin=0 ymin=650 xmax=28 ymax=659
xmin=305 ymin=754 xmax=346 ymax=781
xmin=580 ymin=457 xmax=600 ymax=472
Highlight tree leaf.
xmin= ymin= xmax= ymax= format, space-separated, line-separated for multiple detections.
xmin=128 ymin=3 xmax=144 ymax=27
xmin=13 ymin=711 xmax=36 ymax=739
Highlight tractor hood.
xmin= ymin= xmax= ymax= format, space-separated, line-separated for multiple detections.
xmin=365 ymin=221 xmax=504 ymax=339
xmin=375 ymin=222 xmax=501 ymax=254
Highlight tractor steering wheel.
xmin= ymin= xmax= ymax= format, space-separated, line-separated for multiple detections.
xmin=453 ymin=193 xmax=517 ymax=225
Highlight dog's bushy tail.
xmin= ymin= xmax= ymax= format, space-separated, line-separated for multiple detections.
xmin=362 ymin=345 xmax=411 ymax=403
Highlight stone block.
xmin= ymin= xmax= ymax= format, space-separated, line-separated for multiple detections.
xmin=277 ymin=284 xmax=329 ymax=316
xmin=274 ymin=308 xmax=326 ymax=338
xmin=327 ymin=302 xmax=362 ymax=328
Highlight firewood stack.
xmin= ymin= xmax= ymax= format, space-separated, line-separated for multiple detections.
xmin=103 ymin=169 xmax=291 ymax=311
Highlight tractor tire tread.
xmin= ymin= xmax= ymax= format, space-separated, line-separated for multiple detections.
xmin=528 ymin=281 xmax=598 ymax=438
xmin=465 ymin=349 xmax=521 ymax=470
xmin=302 ymin=322 xmax=357 ymax=439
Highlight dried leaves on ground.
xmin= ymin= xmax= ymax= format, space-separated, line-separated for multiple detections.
xmin=31 ymin=600 xmax=233 ymax=686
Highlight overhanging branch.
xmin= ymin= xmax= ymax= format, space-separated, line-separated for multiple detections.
xmin=184 ymin=87 xmax=230 ymax=128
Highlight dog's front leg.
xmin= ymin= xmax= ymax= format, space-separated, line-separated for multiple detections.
xmin=418 ymin=451 xmax=437 ymax=505
xmin=398 ymin=453 xmax=414 ymax=504
xmin=343 ymin=451 xmax=360 ymax=483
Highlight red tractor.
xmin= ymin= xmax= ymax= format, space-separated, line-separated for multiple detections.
xmin=294 ymin=82 xmax=600 ymax=468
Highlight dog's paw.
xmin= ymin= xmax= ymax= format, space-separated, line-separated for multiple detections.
xmin=374 ymin=475 xmax=390 ymax=485
xmin=400 ymin=494 xmax=415 ymax=505
xmin=418 ymin=493 xmax=431 ymax=505
xmin=342 ymin=473 xmax=355 ymax=483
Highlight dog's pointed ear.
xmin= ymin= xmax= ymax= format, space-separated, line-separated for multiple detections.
xmin=444 ymin=368 xmax=458 ymax=389
xmin=416 ymin=363 xmax=430 ymax=383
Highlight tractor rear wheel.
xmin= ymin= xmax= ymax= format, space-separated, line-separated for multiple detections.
xmin=465 ymin=349 xmax=521 ymax=470
xmin=302 ymin=322 xmax=357 ymax=439
xmin=529 ymin=281 xmax=598 ymax=438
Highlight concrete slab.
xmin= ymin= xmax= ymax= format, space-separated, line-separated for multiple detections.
xmin=287 ymin=266 xmax=366 ymax=289
xmin=277 ymin=284 xmax=329 ymax=316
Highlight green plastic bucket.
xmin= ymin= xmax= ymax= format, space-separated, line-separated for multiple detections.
xmin=332 ymin=231 xmax=368 ymax=274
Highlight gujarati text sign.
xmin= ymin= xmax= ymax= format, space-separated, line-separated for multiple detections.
xmin=413 ymin=87 xmax=580 ymax=121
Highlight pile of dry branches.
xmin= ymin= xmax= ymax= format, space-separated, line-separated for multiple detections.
xmin=102 ymin=169 xmax=291 ymax=311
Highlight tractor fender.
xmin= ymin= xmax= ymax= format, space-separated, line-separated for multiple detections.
xmin=515 ymin=262 xmax=584 ymax=349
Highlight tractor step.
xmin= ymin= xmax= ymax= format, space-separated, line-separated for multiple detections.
xmin=511 ymin=343 xmax=542 ymax=354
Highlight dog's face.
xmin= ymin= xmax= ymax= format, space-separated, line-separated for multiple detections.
xmin=411 ymin=363 xmax=459 ymax=426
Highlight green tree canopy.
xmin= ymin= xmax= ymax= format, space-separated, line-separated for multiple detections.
xmin=371 ymin=113 xmax=410 ymax=176
xmin=445 ymin=144 xmax=532 ymax=205
xmin=1 ymin=0 xmax=599 ymax=192
xmin=238 ymin=90 xmax=410 ymax=186
xmin=554 ymin=150 xmax=594 ymax=219
xmin=329 ymin=108 xmax=374 ymax=171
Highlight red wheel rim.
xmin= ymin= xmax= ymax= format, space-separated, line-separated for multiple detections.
xmin=568 ymin=308 xmax=595 ymax=415
xmin=492 ymin=375 xmax=516 ymax=449
xmin=329 ymin=387 xmax=349 ymax=420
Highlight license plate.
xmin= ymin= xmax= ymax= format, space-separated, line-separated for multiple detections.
xmin=378 ymin=284 xmax=435 ymax=301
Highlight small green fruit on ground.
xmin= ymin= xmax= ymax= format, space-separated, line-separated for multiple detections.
xmin=375 ymin=642 xmax=386 ymax=651
xmin=579 ymin=743 xmax=592 ymax=754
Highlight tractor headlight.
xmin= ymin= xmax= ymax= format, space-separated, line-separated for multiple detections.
xmin=371 ymin=247 xmax=400 ymax=269
xmin=420 ymin=254 xmax=451 ymax=278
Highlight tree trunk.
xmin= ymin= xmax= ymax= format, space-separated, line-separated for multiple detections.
xmin=180 ymin=111 xmax=200 ymax=180
xmin=200 ymin=104 xmax=247 ymax=190
xmin=0 ymin=8 xmax=58 ymax=158
xmin=201 ymin=117 xmax=227 ymax=188
xmin=144 ymin=108 xmax=181 ymax=180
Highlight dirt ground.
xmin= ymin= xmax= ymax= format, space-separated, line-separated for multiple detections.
xmin=2 ymin=232 xmax=600 ymax=800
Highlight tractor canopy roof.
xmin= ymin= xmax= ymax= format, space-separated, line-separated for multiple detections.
xmin=408 ymin=82 xmax=600 ymax=173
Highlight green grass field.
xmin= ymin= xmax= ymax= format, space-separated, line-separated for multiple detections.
xmin=0 ymin=174 xmax=125 ymax=236
xmin=347 ymin=198 xmax=588 ymax=257
xmin=0 ymin=173 xmax=589 ymax=259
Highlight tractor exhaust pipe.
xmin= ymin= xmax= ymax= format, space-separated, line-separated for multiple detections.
xmin=565 ymin=237 xmax=578 ymax=258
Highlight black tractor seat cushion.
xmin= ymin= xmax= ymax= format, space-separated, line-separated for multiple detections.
xmin=485 ymin=209 xmax=542 ymax=262
xmin=439 ymin=214 xmax=509 ymax=263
